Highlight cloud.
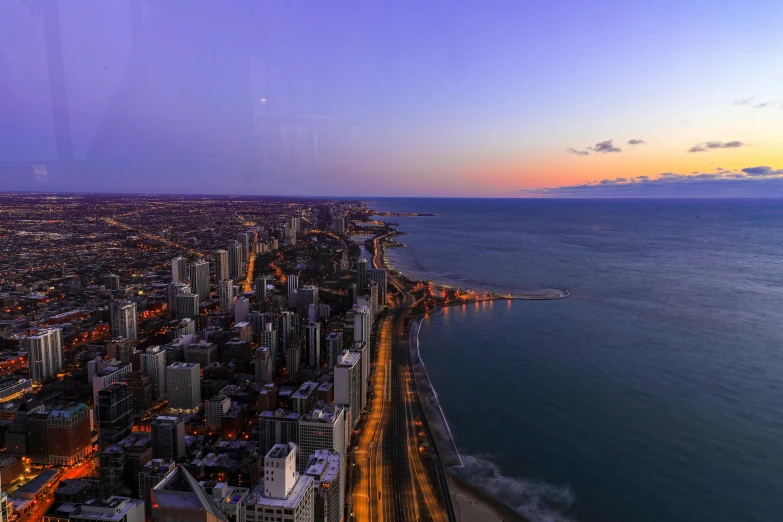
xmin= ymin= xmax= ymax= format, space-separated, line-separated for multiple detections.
xmin=589 ymin=140 xmax=622 ymax=153
xmin=742 ymin=166 xmax=783 ymax=176
xmin=627 ymin=139 xmax=646 ymax=145
xmin=567 ymin=148 xmax=590 ymax=156
xmin=734 ymin=97 xmax=755 ymax=106
xmin=734 ymin=97 xmax=777 ymax=109
xmin=687 ymin=141 xmax=744 ymax=153
xmin=520 ymin=166 xmax=783 ymax=197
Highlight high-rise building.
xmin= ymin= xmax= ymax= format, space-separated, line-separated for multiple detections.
xmin=97 ymin=382 xmax=133 ymax=451
xmin=47 ymin=403 xmax=91 ymax=466
xmin=231 ymin=322 xmax=252 ymax=343
xmin=304 ymin=323 xmax=321 ymax=368
xmin=349 ymin=341 xmax=369 ymax=408
xmin=237 ymin=232 xmax=252 ymax=261
xmin=125 ymin=371 xmax=152 ymax=414
xmin=106 ymin=338 xmax=135 ymax=365
xmin=227 ymin=241 xmax=244 ymax=280
xmin=369 ymin=268 xmax=388 ymax=307
xmin=176 ymin=293 xmax=200 ymax=320
xmin=305 ymin=449 xmax=343 ymax=522
xmin=286 ymin=338 xmax=302 ymax=378
xmin=258 ymin=409 xmax=300 ymax=458
xmin=291 ymin=382 xmax=319 ymax=415
xmin=99 ymin=444 xmax=127 ymax=492
xmin=325 ymin=331 xmax=343 ymax=370
xmin=298 ymin=285 xmax=318 ymax=312
xmin=356 ymin=259 xmax=368 ymax=291
xmin=242 ymin=444 xmax=313 ymax=522
xmin=254 ymin=347 xmax=272 ymax=384
xmin=140 ymin=346 xmax=167 ymax=400
xmin=152 ymin=465 xmax=228 ymax=522
xmin=185 ymin=340 xmax=218 ymax=368
xmin=172 ymin=256 xmax=188 ymax=283
xmin=139 ymin=459 xmax=177 ymax=518
xmin=214 ymin=250 xmax=229 ymax=282
xmin=166 ymin=362 xmax=201 ymax=413
xmin=23 ymin=327 xmax=63 ymax=383
xmin=168 ymin=282 xmax=191 ymax=317
xmin=205 ymin=395 xmax=232 ymax=433
xmin=334 ymin=351 xmax=362 ymax=428
xmin=219 ymin=279 xmax=235 ymax=312
xmin=110 ymin=300 xmax=138 ymax=342
xmin=353 ymin=305 xmax=372 ymax=357
xmin=227 ymin=340 xmax=252 ymax=373
xmin=234 ymin=297 xmax=250 ymax=324
xmin=92 ymin=362 xmax=131 ymax=404
xmin=287 ymin=274 xmax=299 ymax=308
xmin=150 ymin=416 xmax=186 ymax=461
xmin=102 ymin=273 xmax=120 ymax=290
xmin=330 ymin=215 xmax=345 ymax=234
xmin=254 ymin=276 xmax=268 ymax=302
xmin=188 ymin=261 xmax=211 ymax=303
xmin=297 ymin=406 xmax=346 ymax=473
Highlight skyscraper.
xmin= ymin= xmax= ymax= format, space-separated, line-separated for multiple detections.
xmin=350 ymin=341 xmax=369 ymax=408
xmin=97 ymin=382 xmax=133 ymax=451
xmin=140 ymin=345 xmax=167 ymax=400
xmin=227 ymin=240 xmax=243 ymax=280
xmin=214 ymin=249 xmax=229 ymax=282
xmin=237 ymin=231 xmax=252 ymax=261
xmin=305 ymin=323 xmax=321 ymax=368
xmin=287 ymin=274 xmax=299 ymax=308
xmin=305 ymin=450 xmax=343 ymax=522
xmin=334 ymin=350 xmax=363 ymax=428
xmin=171 ymin=256 xmax=188 ymax=283
xmin=219 ymin=279 xmax=235 ymax=312
xmin=369 ymin=268 xmax=388 ymax=307
xmin=188 ymin=260 xmax=211 ymax=303
xmin=102 ymin=274 xmax=120 ymax=290
xmin=23 ymin=327 xmax=63 ymax=383
xmin=176 ymin=293 xmax=200 ymax=320
xmin=167 ymin=282 xmax=191 ymax=317
xmin=255 ymin=276 xmax=268 ymax=302
xmin=353 ymin=305 xmax=372 ymax=357
xmin=260 ymin=323 xmax=277 ymax=379
xmin=297 ymin=406 xmax=346 ymax=473
xmin=325 ymin=331 xmax=343 ymax=369
xmin=150 ymin=415 xmax=186 ymax=461
xmin=110 ymin=300 xmax=138 ymax=342
xmin=258 ymin=409 xmax=300 ymax=457
xmin=234 ymin=297 xmax=250 ymax=323
xmin=166 ymin=362 xmax=201 ymax=413
xmin=255 ymin=347 xmax=272 ymax=383
xmin=298 ymin=285 xmax=319 ymax=312
xmin=356 ymin=259 xmax=368 ymax=291
xmin=242 ymin=444 xmax=314 ymax=522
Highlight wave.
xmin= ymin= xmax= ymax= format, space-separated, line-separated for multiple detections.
xmin=453 ymin=454 xmax=577 ymax=522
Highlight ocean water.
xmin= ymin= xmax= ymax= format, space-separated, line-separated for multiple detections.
xmin=371 ymin=198 xmax=783 ymax=522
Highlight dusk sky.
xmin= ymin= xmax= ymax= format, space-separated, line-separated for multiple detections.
xmin=1 ymin=0 xmax=782 ymax=197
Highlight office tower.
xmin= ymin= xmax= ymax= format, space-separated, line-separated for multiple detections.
xmin=255 ymin=347 xmax=272 ymax=383
xmin=297 ymin=405 xmax=346 ymax=472
xmin=299 ymin=285 xmax=319 ymax=312
xmin=286 ymin=338 xmax=302 ymax=378
xmin=242 ymin=444 xmax=313 ymax=522
xmin=110 ymin=300 xmax=138 ymax=342
xmin=152 ymin=465 xmax=227 ymax=522
xmin=23 ymin=327 xmax=63 ymax=383
xmin=369 ymin=269 xmax=388 ymax=306
xmin=172 ymin=256 xmax=188 ymax=283
xmin=48 ymin=403 xmax=91 ymax=466
xmin=92 ymin=361 xmax=131 ymax=404
xmin=291 ymin=216 xmax=302 ymax=234
xmin=125 ymin=371 xmax=152 ymax=414
xmin=28 ymin=409 xmax=50 ymax=464
xmin=150 ymin=416 xmax=186 ymax=460
xmin=287 ymin=274 xmax=299 ymax=307
xmin=356 ymin=259 xmax=368 ymax=291
xmin=227 ymin=340 xmax=252 ymax=373
xmin=353 ymin=305 xmax=372 ymax=357
xmin=349 ymin=341 xmax=369 ymax=408
xmin=166 ymin=362 xmax=201 ymax=413
xmin=305 ymin=449 xmax=343 ymax=522
xmin=205 ymin=395 xmax=231 ymax=433
xmin=97 ymin=382 xmax=133 ymax=451
xmin=140 ymin=345 xmax=167 ymax=400
xmin=255 ymin=276 xmax=268 ymax=302
xmin=106 ymin=338 xmax=135 ymax=365
xmin=260 ymin=324 xmax=277 ymax=379
xmin=227 ymin=240 xmax=244 ymax=279
xmin=102 ymin=273 xmax=120 ymax=290
xmin=214 ymin=249 xmax=229 ymax=282
xmin=219 ymin=279 xmax=235 ymax=312
xmin=188 ymin=260 xmax=211 ymax=303
xmin=168 ymin=282 xmax=191 ymax=317
xmin=231 ymin=322 xmax=253 ymax=343
xmin=0 ymin=485 xmax=7 ymax=522
xmin=330 ymin=215 xmax=345 ymax=234
xmin=258 ymin=409 xmax=301 ymax=457
xmin=334 ymin=351 xmax=362 ymax=428
xmin=234 ymin=297 xmax=250 ymax=323
xmin=176 ymin=293 xmax=200 ymax=320
xmin=99 ymin=445 xmax=127 ymax=492
xmin=238 ymin=231 xmax=253 ymax=260
xmin=347 ymin=284 xmax=357 ymax=307
xmin=291 ymin=382 xmax=318 ymax=415
xmin=304 ymin=323 xmax=321 ymax=368
xmin=325 ymin=331 xmax=343 ymax=369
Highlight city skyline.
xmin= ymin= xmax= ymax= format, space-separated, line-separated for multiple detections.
xmin=1 ymin=0 xmax=781 ymax=197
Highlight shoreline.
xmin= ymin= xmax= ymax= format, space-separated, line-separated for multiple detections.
xmin=373 ymin=229 xmax=533 ymax=522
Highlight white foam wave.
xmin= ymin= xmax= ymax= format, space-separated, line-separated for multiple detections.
xmin=454 ymin=454 xmax=577 ymax=522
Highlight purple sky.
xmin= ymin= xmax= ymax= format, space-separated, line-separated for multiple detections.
xmin=1 ymin=0 xmax=781 ymax=196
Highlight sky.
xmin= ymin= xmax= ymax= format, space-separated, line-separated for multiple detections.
xmin=1 ymin=0 xmax=782 ymax=197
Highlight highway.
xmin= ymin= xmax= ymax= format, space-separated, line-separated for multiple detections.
xmin=351 ymin=235 xmax=453 ymax=522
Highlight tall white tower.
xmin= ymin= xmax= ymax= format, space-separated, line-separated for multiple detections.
xmin=110 ymin=300 xmax=138 ymax=341
xmin=23 ymin=327 xmax=63 ymax=383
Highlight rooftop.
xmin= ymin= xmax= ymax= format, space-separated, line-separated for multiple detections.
xmin=245 ymin=475 xmax=314 ymax=508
